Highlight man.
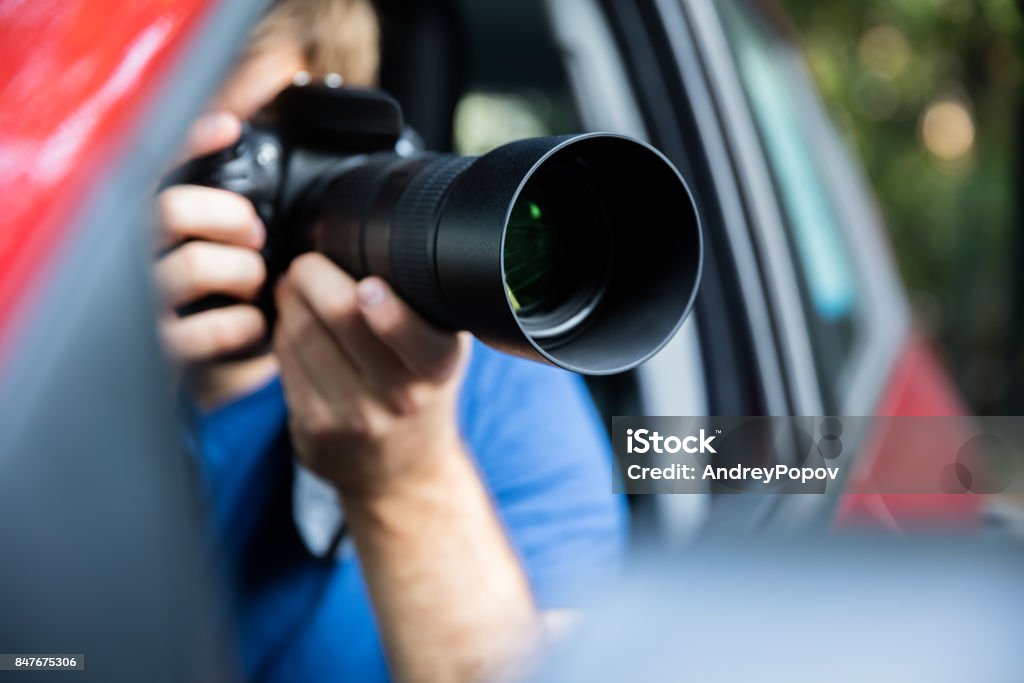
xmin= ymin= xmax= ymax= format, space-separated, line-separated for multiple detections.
xmin=156 ymin=1 xmax=626 ymax=681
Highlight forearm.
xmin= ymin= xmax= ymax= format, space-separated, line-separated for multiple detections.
xmin=341 ymin=439 xmax=539 ymax=683
xmin=274 ymin=261 xmax=538 ymax=679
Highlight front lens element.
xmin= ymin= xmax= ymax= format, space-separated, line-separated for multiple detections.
xmin=503 ymin=164 xmax=610 ymax=340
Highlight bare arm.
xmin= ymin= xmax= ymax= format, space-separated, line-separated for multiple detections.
xmin=274 ymin=254 xmax=540 ymax=682
xmin=344 ymin=446 xmax=538 ymax=682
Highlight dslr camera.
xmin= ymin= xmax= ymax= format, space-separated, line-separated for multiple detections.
xmin=170 ymin=81 xmax=702 ymax=374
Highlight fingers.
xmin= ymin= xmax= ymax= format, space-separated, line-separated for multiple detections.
xmin=155 ymin=112 xmax=264 ymax=367
xmin=182 ymin=111 xmax=242 ymax=162
xmin=274 ymin=273 xmax=366 ymax=405
xmin=356 ymin=277 xmax=463 ymax=382
xmin=285 ymin=253 xmax=461 ymax=382
xmin=274 ymin=323 xmax=344 ymax=472
xmin=283 ymin=254 xmax=407 ymax=386
xmin=154 ymin=186 xmax=266 ymax=365
xmin=160 ymin=305 xmax=265 ymax=363
xmin=156 ymin=185 xmax=264 ymax=251
xmin=155 ymin=241 xmax=266 ymax=308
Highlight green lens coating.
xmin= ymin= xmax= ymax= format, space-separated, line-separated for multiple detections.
xmin=504 ymin=196 xmax=567 ymax=315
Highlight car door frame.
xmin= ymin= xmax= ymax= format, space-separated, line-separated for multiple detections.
xmin=547 ymin=0 xmax=812 ymax=533
xmin=567 ymin=0 xmax=911 ymax=531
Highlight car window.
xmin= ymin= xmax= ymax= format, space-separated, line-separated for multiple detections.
xmin=717 ymin=0 xmax=866 ymax=404
xmin=452 ymin=0 xmax=578 ymax=154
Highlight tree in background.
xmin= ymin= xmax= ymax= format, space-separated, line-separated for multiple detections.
xmin=781 ymin=0 xmax=1023 ymax=412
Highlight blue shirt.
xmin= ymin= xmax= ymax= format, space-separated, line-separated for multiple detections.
xmin=193 ymin=340 xmax=627 ymax=683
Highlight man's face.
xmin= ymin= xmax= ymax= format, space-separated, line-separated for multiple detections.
xmin=210 ymin=38 xmax=307 ymax=119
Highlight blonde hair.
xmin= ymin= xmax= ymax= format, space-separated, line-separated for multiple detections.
xmin=250 ymin=0 xmax=380 ymax=86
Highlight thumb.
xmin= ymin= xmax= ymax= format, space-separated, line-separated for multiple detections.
xmin=180 ymin=111 xmax=242 ymax=162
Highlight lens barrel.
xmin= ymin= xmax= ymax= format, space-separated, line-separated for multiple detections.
xmin=305 ymin=133 xmax=702 ymax=375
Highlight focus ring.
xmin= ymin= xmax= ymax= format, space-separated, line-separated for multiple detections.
xmin=389 ymin=156 xmax=475 ymax=329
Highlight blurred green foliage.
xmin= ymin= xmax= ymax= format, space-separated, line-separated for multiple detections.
xmin=781 ymin=0 xmax=1024 ymax=411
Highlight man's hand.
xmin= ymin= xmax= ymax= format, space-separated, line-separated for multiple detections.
xmin=273 ymin=252 xmax=468 ymax=495
xmin=274 ymin=253 xmax=538 ymax=682
xmin=155 ymin=111 xmax=275 ymax=405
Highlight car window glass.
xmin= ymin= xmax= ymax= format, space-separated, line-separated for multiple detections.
xmin=452 ymin=0 xmax=577 ymax=154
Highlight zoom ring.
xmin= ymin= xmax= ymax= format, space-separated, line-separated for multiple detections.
xmin=389 ymin=155 xmax=475 ymax=329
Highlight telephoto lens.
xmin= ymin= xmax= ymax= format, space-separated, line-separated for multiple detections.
xmin=307 ymin=133 xmax=702 ymax=375
xmin=173 ymin=86 xmax=702 ymax=375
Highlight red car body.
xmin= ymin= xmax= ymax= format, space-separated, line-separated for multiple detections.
xmin=0 ymin=0 xmax=210 ymax=360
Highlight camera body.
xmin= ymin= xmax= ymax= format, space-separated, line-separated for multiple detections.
xmin=169 ymin=84 xmax=411 ymax=308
